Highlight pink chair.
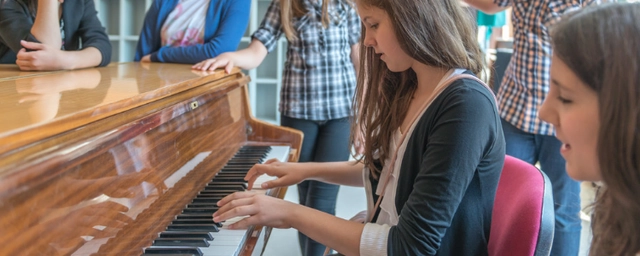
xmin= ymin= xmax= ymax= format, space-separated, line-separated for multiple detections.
xmin=488 ymin=155 xmax=555 ymax=256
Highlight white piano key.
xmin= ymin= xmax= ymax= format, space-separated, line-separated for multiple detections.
xmin=263 ymin=146 xmax=290 ymax=163
xmin=252 ymin=146 xmax=290 ymax=189
xmin=148 ymin=146 xmax=291 ymax=255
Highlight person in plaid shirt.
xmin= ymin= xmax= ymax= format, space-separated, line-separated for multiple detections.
xmin=193 ymin=0 xmax=360 ymax=255
xmin=464 ymin=0 xmax=599 ymax=255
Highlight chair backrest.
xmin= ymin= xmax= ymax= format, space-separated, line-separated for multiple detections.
xmin=488 ymin=155 xmax=555 ymax=256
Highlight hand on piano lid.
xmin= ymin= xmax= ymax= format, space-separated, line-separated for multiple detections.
xmin=190 ymin=69 xmax=218 ymax=77
xmin=192 ymin=52 xmax=238 ymax=74
xmin=16 ymin=40 xmax=70 ymax=71
xmin=244 ymin=159 xmax=308 ymax=190
xmin=212 ymin=191 xmax=296 ymax=230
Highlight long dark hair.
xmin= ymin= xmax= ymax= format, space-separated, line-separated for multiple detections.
xmin=351 ymin=0 xmax=484 ymax=177
xmin=551 ymin=3 xmax=640 ymax=255
xmin=2 ymin=0 xmax=37 ymax=15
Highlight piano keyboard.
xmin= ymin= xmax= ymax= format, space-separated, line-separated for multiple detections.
xmin=142 ymin=145 xmax=290 ymax=256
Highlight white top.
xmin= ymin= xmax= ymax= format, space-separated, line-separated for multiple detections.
xmin=359 ymin=69 xmax=466 ymax=256
xmin=161 ymin=0 xmax=210 ymax=47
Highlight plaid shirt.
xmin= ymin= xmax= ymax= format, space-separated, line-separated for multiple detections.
xmin=495 ymin=0 xmax=597 ymax=135
xmin=252 ymin=0 xmax=360 ymax=121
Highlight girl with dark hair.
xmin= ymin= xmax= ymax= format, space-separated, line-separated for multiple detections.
xmin=0 ymin=0 xmax=111 ymax=70
xmin=539 ymin=3 xmax=640 ymax=255
xmin=193 ymin=0 xmax=360 ymax=254
xmin=207 ymin=0 xmax=505 ymax=254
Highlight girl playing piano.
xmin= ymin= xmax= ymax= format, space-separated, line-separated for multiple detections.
xmin=210 ymin=0 xmax=505 ymax=255
xmin=193 ymin=0 xmax=360 ymax=255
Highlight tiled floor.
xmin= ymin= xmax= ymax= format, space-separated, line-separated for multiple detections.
xmin=263 ymin=181 xmax=597 ymax=256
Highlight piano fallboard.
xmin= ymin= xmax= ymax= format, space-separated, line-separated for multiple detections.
xmin=0 ymin=63 xmax=302 ymax=256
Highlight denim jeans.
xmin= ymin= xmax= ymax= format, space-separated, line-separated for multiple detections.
xmin=281 ymin=115 xmax=351 ymax=256
xmin=501 ymin=119 xmax=582 ymax=256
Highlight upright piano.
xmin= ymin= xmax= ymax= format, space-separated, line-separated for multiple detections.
xmin=0 ymin=63 xmax=303 ymax=256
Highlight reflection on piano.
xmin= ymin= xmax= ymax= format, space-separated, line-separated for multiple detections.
xmin=0 ymin=63 xmax=303 ymax=256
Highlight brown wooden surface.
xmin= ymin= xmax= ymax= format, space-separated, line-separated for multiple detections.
xmin=0 ymin=63 xmax=303 ymax=256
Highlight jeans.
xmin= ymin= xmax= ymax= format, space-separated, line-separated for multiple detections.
xmin=501 ymin=119 xmax=582 ymax=256
xmin=280 ymin=115 xmax=351 ymax=256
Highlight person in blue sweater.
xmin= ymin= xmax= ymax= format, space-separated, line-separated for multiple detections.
xmin=134 ymin=0 xmax=250 ymax=64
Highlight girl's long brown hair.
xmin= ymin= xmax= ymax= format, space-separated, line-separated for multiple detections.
xmin=551 ymin=3 xmax=640 ymax=255
xmin=280 ymin=0 xmax=330 ymax=41
xmin=351 ymin=0 xmax=484 ymax=177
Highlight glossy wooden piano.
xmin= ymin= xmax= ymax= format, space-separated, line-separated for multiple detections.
xmin=0 ymin=63 xmax=303 ymax=256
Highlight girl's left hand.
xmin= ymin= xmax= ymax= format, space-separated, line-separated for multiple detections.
xmin=213 ymin=191 xmax=296 ymax=230
xmin=141 ymin=55 xmax=151 ymax=62
xmin=16 ymin=40 xmax=68 ymax=71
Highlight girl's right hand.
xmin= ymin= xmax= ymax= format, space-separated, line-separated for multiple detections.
xmin=244 ymin=159 xmax=307 ymax=190
xmin=192 ymin=52 xmax=236 ymax=74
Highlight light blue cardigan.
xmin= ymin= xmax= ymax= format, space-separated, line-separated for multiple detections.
xmin=134 ymin=0 xmax=250 ymax=64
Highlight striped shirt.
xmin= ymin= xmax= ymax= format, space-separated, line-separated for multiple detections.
xmin=252 ymin=0 xmax=360 ymax=121
xmin=494 ymin=0 xmax=597 ymax=135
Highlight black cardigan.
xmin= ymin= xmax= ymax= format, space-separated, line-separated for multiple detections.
xmin=0 ymin=0 xmax=111 ymax=66
xmin=369 ymin=76 xmax=505 ymax=255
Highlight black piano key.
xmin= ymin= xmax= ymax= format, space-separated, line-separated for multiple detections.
xmin=172 ymin=219 xmax=221 ymax=226
xmin=241 ymin=150 xmax=268 ymax=153
xmin=211 ymin=173 xmax=247 ymax=178
xmin=205 ymin=184 xmax=246 ymax=190
xmin=207 ymin=180 xmax=248 ymax=186
xmin=224 ymin=163 xmax=258 ymax=167
xmin=221 ymin=165 xmax=252 ymax=169
xmin=214 ymin=175 xmax=247 ymax=179
xmin=144 ymin=246 xmax=203 ymax=256
xmin=197 ymin=191 xmax=230 ymax=196
xmin=232 ymin=157 xmax=264 ymax=161
xmin=205 ymin=183 xmax=246 ymax=188
xmin=159 ymin=231 xmax=213 ymax=241
xmin=153 ymin=238 xmax=209 ymax=247
xmin=177 ymin=213 xmax=215 ymax=218
xmin=221 ymin=166 xmax=253 ymax=170
xmin=175 ymin=215 xmax=223 ymax=227
xmin=239 ymin=148 xmax=270 ymax=153
xmin=192 ymin=196 xmax=222 ymax=201
xmin=167 ymin=224 xmax=219 ymax=232
xmin=232 ymin=161 xmax=263 ymax=164
xmin=186 ymin=203 xmax=219 ymax=208
xmin=226 ymin=159 xmax=263 ymax=164
xmin=182 ymin=207 xmax=219 ymax=214
xmin=172 ymin=219 xmax=214 ymax=224
xmin=203 ymin=184 xmax=247 ymax=191
xmin=218 ymin=171 xmax=251 ymax=175
xmin=192 ymin=198 xmax=222 ymax=203
xmin=200 ymin=188 xmax=242 ymax=193
xmin=214 ymin=171 xmax=248 ymax=175
xmin=209 ymin=180 xmax=246 ymax=184
xmin=208 ymin=180 xmax=247 ymax=185
xmin=141 ymin=254 xmax=195 ymax=256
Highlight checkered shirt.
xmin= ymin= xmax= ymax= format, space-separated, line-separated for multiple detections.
xmin=494 ymin=0 xmax=598 ymax=135
xmin=252 ymin=0 xmax=360 ymax=121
